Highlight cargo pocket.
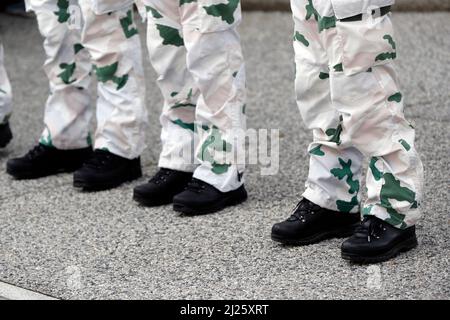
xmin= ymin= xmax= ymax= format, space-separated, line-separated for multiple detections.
xmin=336 ymin=13 xmax=397 ymax=76
xmin=197 ymin=0 xmax=242 ymax=33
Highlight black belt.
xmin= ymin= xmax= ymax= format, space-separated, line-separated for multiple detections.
xmin=340 ymin=5 xmax=391 ymax=22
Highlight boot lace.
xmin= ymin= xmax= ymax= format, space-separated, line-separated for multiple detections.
xmin=149 ymin=169 xmax=173 ymax=185
xmin=26 ymin=144 xmax=50 ymax=160
xmin=84 ymin=149 xmax=114 ymax=169
xmin=355 ymin=216 xmax=387 ymax=242
xmin=288 ymin=199 xmax=318 ymax=223
xmin=185 ymin=178 xmax=207 ymax=194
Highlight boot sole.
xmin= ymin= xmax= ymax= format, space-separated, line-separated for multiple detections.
xmin=133 ymin=193 xmax=174 ymax=207
xmin=173 ymin=188 xmax=248 ymax=215
xmin=341 ymin=237 xmax=418 ymax=264
xmin=74 ymin=168 xmax=142 ymax=192
xmin=7 ymin=165 xmax=81 ymax=180
xmin=271 ymin=222 xmax=359 ymax=246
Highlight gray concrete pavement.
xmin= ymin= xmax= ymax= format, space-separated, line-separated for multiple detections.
xmin=0 ymin=12 xmax=449 ymax=300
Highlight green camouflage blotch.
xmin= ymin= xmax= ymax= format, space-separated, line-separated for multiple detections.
xmin=171 ymin=119 xmax=195 ymax=132
xmin=318 ymin=16 xmax=336 ymax=32
xmin=375 ymin=52 xmax=397 ymax=61
xmin=74 ymin=44 xmax=84 ymax=54
xmin=336 ymin=195 xmax=359 ymax=213
xmin=362 ymin=205 xmax=373 ymax=215
xmin=309 ymin=144 xmax=325 ymax=156
xmin=203 ymin=0 xmax=239 ymax=25
xmin=319 ymin=72 xmax=329 ymax=80
xmin=384 ymin=34 xmax=396 ymax=50
xmin=368 ymin=164 xmax=418 ymax=228
xmin=305 ymin=0 xmax=319 ymax=21
xmin=58 ymin=63 xmax=77 ymax=84
xmin=369 ymin=157 xmax=383 ymax=181
xmin=120 ymin=10 xmax=139 ymax=38
xmin=333 ymin=63 xmax=343 ymax=72
xmin=156 ymin=24 xmax=184 ymax=47
xmin=198 ymin=127 xmax=232 ymax=175
xmin=40 ymin=127 xmax=53 ymax=147
xmin=399 ymin=139 xmax=411 ymax=151
xmin=375 ymin=35 xmax=397 ymax=61
xmin=305 ymin=0 xmax=336 ymax=32
xmin=146 ymin=6 xmax=163 ymax=19
xmin=294 ymin=32 xmax=309 ymax=47
xmin=331 ymin=158 xmax=360 ymax=195
xmin=211 ymin=163 xmax=231 ymax=175
xmin=54 ymin=0 xmax=70 ymax=23
xmin=326 ymin=122 xmax=342 ymax=145
xmin=388 ymin=92 xmax=402 ymax=103
xmin=93 ymin=62 xmax=129 ymax=90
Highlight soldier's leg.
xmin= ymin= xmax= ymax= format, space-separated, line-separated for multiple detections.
xmin=0 ymin=43 xmax=12 ymax=125
xmin=327 ymin=11 xmax=424 ymax=230
xmin=293 ymin=0 xmax=364 ymax=213
xmin=0 ymin=43 xmax=13 ymax=148
xmin=326 ymin=7 xmax=424 ymax=263
xmin=143 ymin=0 xmax=198 ymax=173
xmin=271 ymin=0 xmax=362 ymax=246
xmin=132 ymin=0 xmax=199 ymax=207
xmin=78 ymin=0 xmax=148 ymax=160
xmin=182 ymin=0 xmax=247 ymax=193
xmin=28 ymin=0 xmax=93 ymax=149
xmin=6 ymin=0 xmax=93 ymax=179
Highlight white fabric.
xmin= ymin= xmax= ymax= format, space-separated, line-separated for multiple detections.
xmin=0 ymin=44 xmax=12 ymax=124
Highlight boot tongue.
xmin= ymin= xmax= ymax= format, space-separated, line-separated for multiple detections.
xmin=354 ymin=217 xmax=375 ymax=238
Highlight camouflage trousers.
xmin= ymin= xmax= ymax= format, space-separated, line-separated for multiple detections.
xmin=0 ymin=43 xmax=12 ymax=124
xmin=292 ymin=0 xmax=424 ymax=228
xmin=142 ymin=0 xmax=247 ymax=192
xmin=25 ymin=0 xmax=148 ymax=159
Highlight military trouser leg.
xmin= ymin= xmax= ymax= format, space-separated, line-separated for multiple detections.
xmin=27 ymin=0 xmax=147 ymax=158
xmin=144 ymin=0 xmax=199 ymax=173
xmin=144 ymin=0 xmax=247 ymax=192
xmin=27 ymin=0 xmax=93 ymax=149
xmin=79 ymin=0 xmax=148 ymax=159
xmin=0 ymin=43 xmax=12 ymax=124
xmin=292 ymin=0 xmax=423 ymax=228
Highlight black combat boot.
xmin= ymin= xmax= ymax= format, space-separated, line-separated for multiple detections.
xmin=341 ymin=215 xmax=418 ymax=263
xmin=73 ymin=149 xmax=142 ymax=191
xmin=7 ymin=144 xmax=92 ymax=179
xmin=133 ymin=168 xmax=193 ymax=207
xmin=271 ymin=198 xmax=360 ymax=245
xmin=0 ymin=121 xmax=13 ymax=148
xmin=173 ymin=178 xmax=248 ymax=215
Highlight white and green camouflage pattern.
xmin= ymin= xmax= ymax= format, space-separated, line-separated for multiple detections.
xmin=0 ymin=43 xmax=12 ymax=124
xmin=26 ymin=0 xmax=148 ymax=159
xmin=142 ymin=0 xmax=247 ymax=192
xmin=292 ymin=0 xmax=424 ymax=229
